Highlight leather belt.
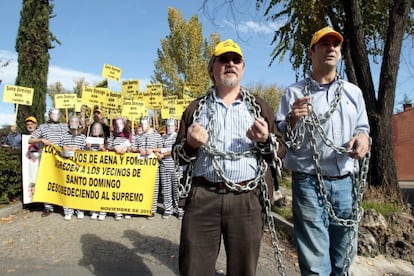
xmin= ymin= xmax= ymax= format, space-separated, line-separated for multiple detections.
xmin=193 ymin=177 xmax=251 ymax=194
xmin=293 ymin=171 xmax=351 ymax=180
xmin=322 ymin=174 xmax=351 ymax=180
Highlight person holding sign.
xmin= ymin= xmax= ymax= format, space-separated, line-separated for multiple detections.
xmin=59 ymin=115 xmax=87 ymax=220
xmin=107 ymin=117 xmax=133 ymax=220
xmin=158 ymin=119 xmax=183 ymax=220
xmin=133 ymin=116 xmax=163 ymax=219
xmin=173 ymin=39 xmax=285 ymax=275
xmin=29 ymin=108 xmax=69 ymax=217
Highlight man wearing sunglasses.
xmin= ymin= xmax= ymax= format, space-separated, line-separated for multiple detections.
xmin=173 ymin=39 xmax=285 ymax=276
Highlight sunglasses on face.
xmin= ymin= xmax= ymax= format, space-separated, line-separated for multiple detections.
xmin=217 ymin=55 xmax=243 ymax=64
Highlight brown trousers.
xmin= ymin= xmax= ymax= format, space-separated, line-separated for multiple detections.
xmin=179 ymin=180 xmax=264 ymax=276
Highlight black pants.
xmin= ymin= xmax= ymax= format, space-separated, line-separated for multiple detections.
xmin=179 ymin=180 xmax=264 ymax=276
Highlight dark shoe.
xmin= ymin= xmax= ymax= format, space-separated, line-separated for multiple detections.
xmin=41 ymin=209 xmax=52 ymax=217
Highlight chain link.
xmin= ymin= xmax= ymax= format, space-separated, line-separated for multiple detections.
xmin=173 ymin=87 xmax=286 ymax=274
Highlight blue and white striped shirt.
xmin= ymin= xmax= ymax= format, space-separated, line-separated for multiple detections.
xmin=193 ymin=91 xmax=258 ymax=183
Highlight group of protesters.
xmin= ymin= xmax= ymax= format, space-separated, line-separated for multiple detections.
xmin=7 ymin=27 xmax=374 ymax=275
xmin=25 ymin=105 xmax=183 ymax=222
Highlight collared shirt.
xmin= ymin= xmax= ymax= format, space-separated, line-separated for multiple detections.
xmin=275 ymin=76 xmax=370 ymax=176
xmin=193 ymin=89 xmax=258 ymax=183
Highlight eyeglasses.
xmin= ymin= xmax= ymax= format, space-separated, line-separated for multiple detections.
xmin=217 ymin=56 xmax=243 ymax=64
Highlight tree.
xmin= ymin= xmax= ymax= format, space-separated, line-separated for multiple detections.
xmin=250 ymin=0 xmax=413 ymax=200
xmin=246 ymin=82 xmax=284 ymax=112
xmin=15 ymin=0 xmax=60 ymax=129
xmin=152 ymin=7 xmax=218 ymax=99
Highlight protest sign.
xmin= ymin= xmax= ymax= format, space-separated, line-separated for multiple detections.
xmin=33 ymin=145 xmax=158 ymax=215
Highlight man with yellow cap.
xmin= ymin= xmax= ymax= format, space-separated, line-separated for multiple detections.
xmin=24 ymin=116 xmax=38 ymax=135
xmin=173 ymin=39 xmax=285 ymax=275
xmin=275 ymin=26 xmax=371 ymax=275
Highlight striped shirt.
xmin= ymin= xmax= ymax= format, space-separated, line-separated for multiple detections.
xmin=31 ymin=123 xmax=69 ymax=150
xmin=160 ymin=132 xmax=177 ymax=167
xmin=134 ymin=129 xmax=162 ymax=150
xmin=59 ymin=132 xmax=86 ymax=150
xmin=192 ymin=91 xmax=258 ymax=183
xmin=107 ymin=135 xmax=132 ymax=149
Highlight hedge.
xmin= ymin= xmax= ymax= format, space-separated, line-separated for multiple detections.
xmin=0 ymin=147 xmax=22 ymax=204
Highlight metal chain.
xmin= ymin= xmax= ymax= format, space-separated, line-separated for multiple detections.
xmin=259 ymin=171 xmax=286 ymax=276
xmin=287 ymin=78 xmax=371 ymax=275
xmin=173 ymin=87 xmax=286 ymax=274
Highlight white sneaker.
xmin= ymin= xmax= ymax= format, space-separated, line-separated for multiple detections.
xmin=115 ymin=214 xmax=123 ymax=221
xmin=64 ymin=214 xmax=72 ymax=221
xmin=90 ymin=213 xmax=98 ymax=220
xmin=77 ymin=211 xmax=84 ymax=219
xmin=124 ymin=215 xmax=132 ymax=219
xmin=98 ymin=214 xmax=106 ymax=221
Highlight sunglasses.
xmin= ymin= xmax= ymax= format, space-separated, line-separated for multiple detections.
xmin=217 ymin=55 xmax=243 ymax=64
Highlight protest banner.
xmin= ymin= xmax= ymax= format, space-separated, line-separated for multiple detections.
xmin=2 ymin=85 xmax=34 ymax=106
xmin=121 ymin=79 xmax=140 ymax=99
xmin=102 ymin=64 xmax=122 ymax=81
xmin=54 ymin=93 xmax=77 ymax=109
xmin=81 ymin=86 xmax=109 ymax=107
xmin=144 ymin=83 xmax=163 ymax=109
xmin=33 ymin=145 xmax=158 ymax=215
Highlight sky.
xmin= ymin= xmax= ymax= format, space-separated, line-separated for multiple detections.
xmin=1 ymin=0 xmax=413 ymax=127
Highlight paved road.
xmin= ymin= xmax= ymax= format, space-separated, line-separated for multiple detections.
xmin=2 ymin=202 xmax=413 ymax=276
xmin=0 ymin=204 xmax=299 ymax=276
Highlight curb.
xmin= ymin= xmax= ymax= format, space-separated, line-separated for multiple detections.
xmin=0 ymin=201 xmax=22 ymax=218
xmin=271 ymin=211 xmax=294 ymax=238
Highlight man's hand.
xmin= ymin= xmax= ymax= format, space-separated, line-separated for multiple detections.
xmin=348 ymin=133 xmax=371 ymax=159
xmin=289 ymin=96 xmax=311 ymax=128
xmin=187 ymin=123 xmax=208 ymax=148
xmin=246 ymin=117 xmax=269 ymax=143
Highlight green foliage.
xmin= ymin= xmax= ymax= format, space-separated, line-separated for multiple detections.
xmin=256 ymin=0 xmax=413 ymax=79
xmin=246 ymin=82 xmax=284 ymax=112
xmin=152 ymin=7 xmax=216 ymax=99
xmin=0 ymin=148 xmax=22 ymax=204
xmin=362 ymin=200 xmax=402 ymax=217
xmin=15 ymin=0 xmax=60 ymax=130
xmin=272 ymin=204 xmax=293 ymax=222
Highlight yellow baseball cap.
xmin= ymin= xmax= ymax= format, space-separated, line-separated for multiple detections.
xmin=25 ymin=116 xmax=37 ymax=123
xmin=309 ymin=26 xmax=343 ymax=48
xmin=213 ymin=39 xmax=243 ymax=57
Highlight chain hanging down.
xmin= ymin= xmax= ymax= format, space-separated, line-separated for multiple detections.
xmin=173 ymin=87 xmax=287 ymax=275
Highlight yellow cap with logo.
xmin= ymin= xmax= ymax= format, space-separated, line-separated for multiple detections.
xmin=309 ymin=26 xmax=343 ymax=48
xmin=213 ymin=39 xmax=243 ymax=57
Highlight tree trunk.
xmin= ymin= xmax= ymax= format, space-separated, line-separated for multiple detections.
xmin=342 ymin=0 xmax=411 ymax=200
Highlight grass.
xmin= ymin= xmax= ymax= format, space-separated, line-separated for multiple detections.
xmin=272 ymin=176 xmax=408 ymax=222
xmin=362 ymin=185 xmax=407 ymax=217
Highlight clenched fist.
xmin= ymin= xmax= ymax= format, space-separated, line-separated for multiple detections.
xmin=187 ymin=123 xmax=208 ymax=148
